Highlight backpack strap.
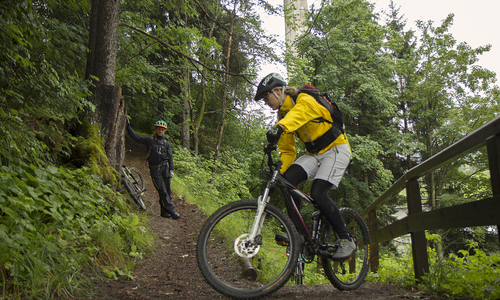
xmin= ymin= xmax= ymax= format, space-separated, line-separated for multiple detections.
xmin=292 ymin=85 xmax=345 ymax=153
xmin=296 ymin=86 xmax=344 ymax=133
xmin=304 ymin=126 xmax=343 ymax=154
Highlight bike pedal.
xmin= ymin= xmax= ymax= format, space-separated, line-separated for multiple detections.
xmin=316 ymin=249 xmax=333 ymax=259
xmin=275 ymin=233 xmax=289 ymax=246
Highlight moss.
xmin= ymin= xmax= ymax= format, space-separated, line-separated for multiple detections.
xmin=72 ymin=119 xmax=120 ymax=187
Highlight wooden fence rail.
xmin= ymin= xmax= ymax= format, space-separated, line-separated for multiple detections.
xmin=360 ymin=116 xmax=500 ymax=280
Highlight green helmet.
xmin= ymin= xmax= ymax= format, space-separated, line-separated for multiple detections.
xmin=155 ymin=120 xmax=167 ymax=129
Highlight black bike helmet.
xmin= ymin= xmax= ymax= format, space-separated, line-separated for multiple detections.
xmin=254 ymin=73 xmax=287 ymax=100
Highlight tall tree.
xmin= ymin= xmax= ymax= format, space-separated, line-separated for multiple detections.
xmin=85 ymin=0 xmax=126 ymax=169
xmin=382 ymin=1 xmax=418 ymax=173
xmin=403 ymin=14 xmax=496 ymax=258
xmin=213 ymin=1 xmax=237 ymax=166
xmin=289 ymin=0 xmax=397 ymax=211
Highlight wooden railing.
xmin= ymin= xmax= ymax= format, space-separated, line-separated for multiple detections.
xmin=360 ymin=116 xmax=500 ymax=280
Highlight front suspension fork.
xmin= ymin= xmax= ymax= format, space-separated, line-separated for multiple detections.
xmin=248 ymin=170 xmax=278 ymax=242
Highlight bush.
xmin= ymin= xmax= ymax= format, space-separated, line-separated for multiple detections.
xmin=422 ymin=240 xmax=500 ymax=299
xmin=370 ymin=233 xmax=500 ymax=299
xmin=172 ymin=146 xmax=252 ymax=215
xmin=0 ymin=161 xmax=153 ymax=299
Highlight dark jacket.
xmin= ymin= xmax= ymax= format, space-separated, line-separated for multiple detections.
xmin=126 ymin=126 xmax=174 ymax=170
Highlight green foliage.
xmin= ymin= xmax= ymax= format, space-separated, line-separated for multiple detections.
xmin=421 ymin=237 xmax=500 ymax=299
xmin=172 ymin=146 xmax=252 ymax=215
xmin=0 ymin=0 xmax=94 ymax=169
xmin=370 ymin=233 xmax=500 ymax=299
xmin=302 ymin=263 xmax=330 ymax=285
xmin=0 ymin=161 xmax=153 ymax=299
xmin=348 ymin=134 xmax=394 ymax=194
xmin=370 ymin=244 xmax=415 ymax=287
xmin=0 ymin=0 xmax=92 ymax=120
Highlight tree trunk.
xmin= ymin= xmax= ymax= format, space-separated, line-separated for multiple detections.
xmin=284 ymin=0 xmax=308 ymax=57
xmin=180 ymin=68 xmax=191 ymax=149
xmin=85 ymin=0 xmax=126 ymax=170
xmin=86 ymin=0 xmax=119 ymax=85
xmin=426 ymin=134 xmax=445 ymax=260
xmin=193 ymin=82 xmax=206 ymax=156
xmin=193 ymin=14 xmax=217 ymax=156
xmin=213 ymin=1 xmax=236 ymax=169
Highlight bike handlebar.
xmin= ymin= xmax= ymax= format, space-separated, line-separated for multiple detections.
xmin=263 ymin=144 xmax=282 ymax=172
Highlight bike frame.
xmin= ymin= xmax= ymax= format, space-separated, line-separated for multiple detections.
xmin=122 ymin=167 xmax=136 ymax=187
xmin=121 ymin=165 xmax=147 ymax=211
xmin=248 ymin=146 xmax=325 ymax=255
xmin=122 ymin=166 xmax=141 ymax=194
xmin=196 ymin=145 xmax=371 ymax=297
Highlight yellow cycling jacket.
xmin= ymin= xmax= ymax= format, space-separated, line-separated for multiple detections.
xmin=276 ymin=92 xmax=349 ymax=173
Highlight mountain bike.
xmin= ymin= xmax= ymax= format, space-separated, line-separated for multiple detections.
xmin=121 ymin=164 xmax=146 ymax=211
xmin=196 ymin=144 xmax=370 ymax=299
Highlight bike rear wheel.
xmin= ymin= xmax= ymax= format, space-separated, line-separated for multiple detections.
xmin=123 ymin=166 xmax=146 ymax=211
xmin=128 ymin=166 xmax=145 ymax=191
xmin=320 ymin=207 xmax=370 ymax=290
xmin=197 ymin=200 xmax=300 ymax=299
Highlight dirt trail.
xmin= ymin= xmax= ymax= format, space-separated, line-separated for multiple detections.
xmin=95 ymin=138 xmax=433 ymax=300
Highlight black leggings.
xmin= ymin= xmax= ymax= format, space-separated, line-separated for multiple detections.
xmin=283 ymin=164 xmax=350 ymax=239
xmin=150 ymin=165 xmax=174 ymax=212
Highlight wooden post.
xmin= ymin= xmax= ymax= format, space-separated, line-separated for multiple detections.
xmin=368 ymin=210 xmax=379 ymax=272
xmin=406 ymin=178 xmax=429 ymax=281
xmin=486 ymin=134 xmax=500 ymax=245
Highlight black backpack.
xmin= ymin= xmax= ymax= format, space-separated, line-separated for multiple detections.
xmin=296 ymin=84 xmax=344 ymax=133
xmin=291 ymin=84 xmax=345 ymax=154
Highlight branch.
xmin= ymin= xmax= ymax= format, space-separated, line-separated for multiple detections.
xmin=119 ymin=22 xmax=254 ymax=85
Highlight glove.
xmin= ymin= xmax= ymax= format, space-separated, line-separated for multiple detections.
xmin=266 ymin=125 xmax=284 ymax=145
xmin=169 ymin=170 xmax=174 ymax=178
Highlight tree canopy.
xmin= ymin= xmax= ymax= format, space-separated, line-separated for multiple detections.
xmin=1 ymin=0 xmax=499 ymax=297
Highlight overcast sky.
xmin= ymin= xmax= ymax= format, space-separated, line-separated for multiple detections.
xmin=260 ymin=0 xmax=500 ymax=80
xmin=372 ymin=0 xmax=500 ymax=78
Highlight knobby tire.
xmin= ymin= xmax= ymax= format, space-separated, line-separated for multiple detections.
xmin=196 ymin=200 xmax=300 ymax=299
xmin=123 ymin=167 xmax=146 ymax=211
xmin=320 ymin=207 xmax=370 ymax=290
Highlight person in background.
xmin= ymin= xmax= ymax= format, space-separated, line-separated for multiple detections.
xmin=254 ymin=73 xmax=354 ymax=261
xmin=126 ymin=119 xmax=179 ymax=219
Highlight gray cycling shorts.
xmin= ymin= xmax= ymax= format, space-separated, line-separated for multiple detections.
xmin=292 ymin=143 xmax=350 ymax=188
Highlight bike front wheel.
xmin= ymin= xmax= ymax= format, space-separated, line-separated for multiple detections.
xmin=197 ymin=199 xmax=300 ymax=299
xmin=123 ymin=166 xmax=146 ymax=211
xmin=320 ymin=207 xmax=370 ymax=291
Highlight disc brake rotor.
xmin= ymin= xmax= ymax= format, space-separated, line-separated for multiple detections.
xmin=234 ymin=234 xmax=260 ymax=258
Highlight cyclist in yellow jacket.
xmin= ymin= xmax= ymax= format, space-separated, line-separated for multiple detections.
xmin=255 ymin=73 xmax=355 ymax=261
